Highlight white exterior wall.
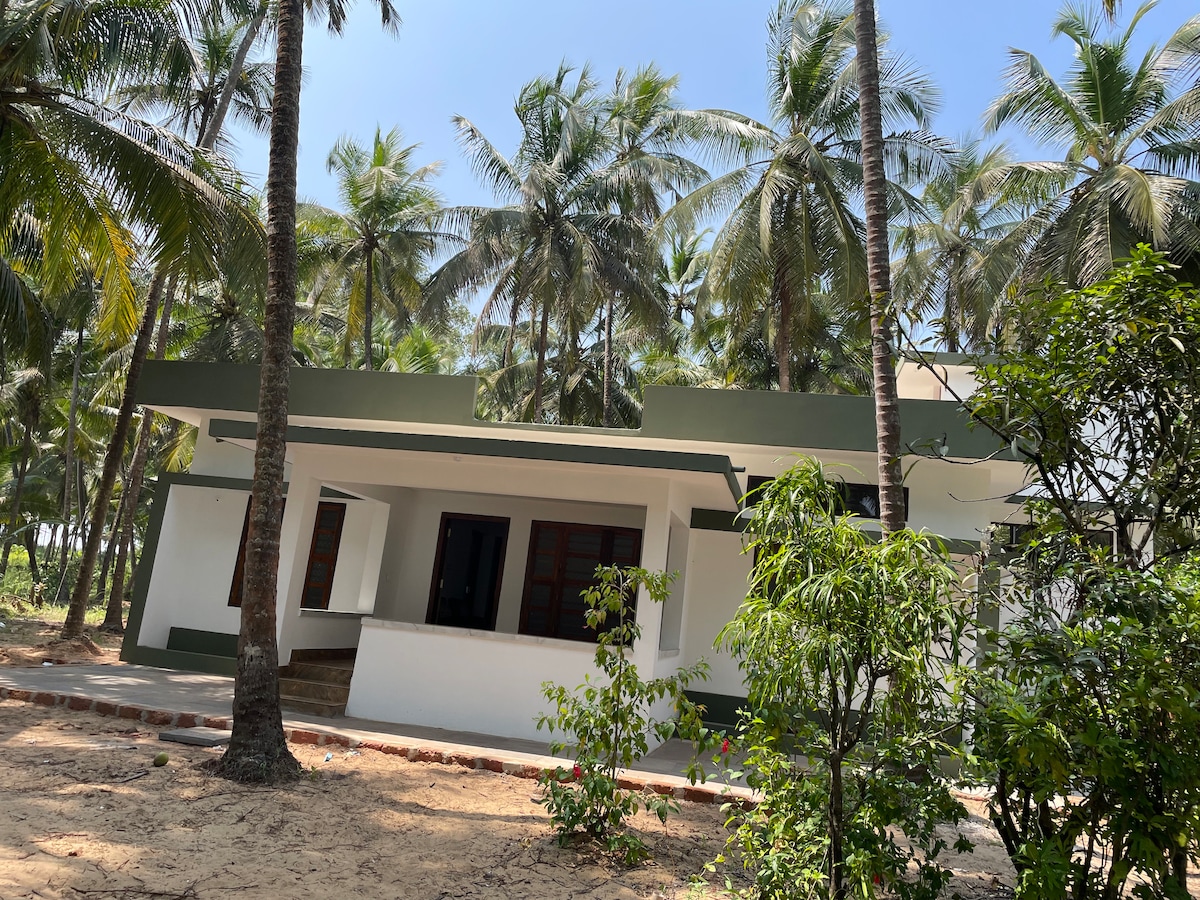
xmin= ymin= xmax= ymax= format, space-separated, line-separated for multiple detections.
xmin=677 ymin=529 xmax=753 ymax=698
xmin=348 ymin=618 xmax=597 ymax=741
xmin=142 ymin=478 xmax=384 ymax=657
xmin=139 ymin=484 xmax=247 ymax=649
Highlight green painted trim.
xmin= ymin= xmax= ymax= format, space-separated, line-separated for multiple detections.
xmin=139 ymin=361 xmax=1006 ymax=462
xmin=123 ymin=644 xmax=237 ymax=676
xmin=120 ymin=474 xmax=175 ymax=664
xmin=209 ymin=419 xmax=743 ymax=507
xmin=159 ymin=472 xmax=253 ymax=491
xmin=690 ymin=508 xmax=748 ymax=533
xmin=128 ymin=472 xmax=355 ymax=501
xmin=167 ymin=627 xmax=238 ymax=658
xmin=640 ymin=386 xmax=1003 ymax=460
xmin=138 ymin=360 xmax=481 ymax=426
xmin=686 ymin=691 xmax=746 ymax=730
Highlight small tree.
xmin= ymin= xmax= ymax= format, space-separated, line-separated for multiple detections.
xmin=537 ymin=566 xmax=713 ymax=865
xmin=971 ymin=547 xmax=1200 ymax=900
xmin=962 ymin=248 xmax=1200 ymax=898
xmin=718 ymin=459 xmax=972 ymax=900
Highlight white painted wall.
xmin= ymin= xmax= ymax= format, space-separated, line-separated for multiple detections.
xmin=677 ymin=529 xmax=753 ymax=698
xmin=658 ymin=516 xmax=689 ymax=653
xmin=139 ymin=484 xmax=248 ymax=649
xmin=349 ymin=618 xmax=597 ymax=741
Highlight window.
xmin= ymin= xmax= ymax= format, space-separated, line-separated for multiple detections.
xmin=300 ymin=502 xmax=347 ymax=610
xmin=229 ymin=499 xmax=344 ymax=609
xmin=747 ymin=475 xmax=909 ymax=520
xmin=519 ymin=521 xmax=642 ymax=642
xmin=228 ymin=497 xmax=285 ymax=608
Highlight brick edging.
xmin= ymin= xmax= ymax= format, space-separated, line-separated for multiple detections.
xmin=0 ymin=686 xmax=745 ymax=806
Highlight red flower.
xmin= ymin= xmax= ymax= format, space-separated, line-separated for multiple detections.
xmin=721 ymin=738 xmax=731 ymax=754
xmin=872 ymin=875 xmax=881 ymax=885
xmin=572 ymin=764 xmax=582 ymax=780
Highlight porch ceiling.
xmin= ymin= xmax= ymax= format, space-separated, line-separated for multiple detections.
xmin=207 ymin=418 xmax=744 ymax=509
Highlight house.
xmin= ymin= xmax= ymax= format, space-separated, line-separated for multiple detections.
xmin=121 ymin=358 xmax=1027 ymax=741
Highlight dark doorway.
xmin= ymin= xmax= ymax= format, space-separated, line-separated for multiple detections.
xmin=427 ymin=514 xmax=510 ymax=630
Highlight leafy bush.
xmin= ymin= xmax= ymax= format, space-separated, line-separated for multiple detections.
xmin=717 ymin=459 xmax=972 ymax=900
xmin=969 ymin=543 xmax=1200 ymax=900
xmin=536 ymin=565 xmax=714 ymax=864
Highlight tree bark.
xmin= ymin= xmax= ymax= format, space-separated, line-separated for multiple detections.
xmin=61 ymin=272 xmax=165 ymax=639
xmin=853 ymin=0 xmax=905 ymax=537
xmin=602 ymin=293 xmax=614 ymax=426
xmin=22 ymin=525 xmax=39 ymax=587
xmin=100 ymin=279 xmax=177 ymax=633
xmin=776 ymin=263 xmax=793 ymax=393
xmin=215 ymin=0 xmax=303 ymax=783
xmin=93 ymin=488 xmax=122 ymax=609
xmin=531 ymin=295 xmax=551 ymax=423
xmin=364 ymin=248 xmax=374 ymax=369
xmin=197 ymin=0 xmax=269 ymax=151
xmin=55 ymin=326 xmax=85 ymax=604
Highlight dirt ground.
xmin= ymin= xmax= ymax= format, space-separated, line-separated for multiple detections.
xmin=0 ymin=617 xmax=1024 ymax=899
xmin=0 ymin=615 xmax=122 ymax=669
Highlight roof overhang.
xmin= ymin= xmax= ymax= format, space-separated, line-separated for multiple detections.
xmin=208 ymin=418 xmax=744 ymax=509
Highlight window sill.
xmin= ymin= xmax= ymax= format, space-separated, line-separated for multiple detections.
xmin=299 ymin=608 xmax=369 ymax=619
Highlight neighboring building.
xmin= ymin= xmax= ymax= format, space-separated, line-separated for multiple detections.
xmin=121 ymin=358 xmax=1027 ymax=741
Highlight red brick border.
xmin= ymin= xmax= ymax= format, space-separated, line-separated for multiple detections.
xmin=0 ymin=686 xmax=747 ymax=806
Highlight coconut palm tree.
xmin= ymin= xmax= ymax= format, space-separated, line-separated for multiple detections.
xmin=667 ymin=0 xmax=943 ymax=394
xmin=299 ymin=128 xmax=447 ymax=370
xmin=429 ymin=65 xmax=655 ymax=423
xmin=853 ymin=0 xmax=906 ymax=542
xmin=985 ymin=2 xmax=1200 ymax=286
xmin=0 ymin=0 xmax=236 ymax=320
xmin=216 ymin=0 xmax=398 ymax=784
xmin=892 ymin=141 xmax=1031 ymax=351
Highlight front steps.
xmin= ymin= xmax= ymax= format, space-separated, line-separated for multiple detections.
xmin=279 ymin=655 xmax=355 ymax=718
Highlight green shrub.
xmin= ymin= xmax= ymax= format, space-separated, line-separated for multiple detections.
xmin=717 ymin=460 xmax=972 ymax=900
xmin=536 ymin=565 xmax=714 ymax=865
xmin=970 ymin=546 xmax=1200 ymax=900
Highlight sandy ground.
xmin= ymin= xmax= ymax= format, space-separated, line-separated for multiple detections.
xmin=0 ymin=618 xmax=1024 ymax=899
xmin=0 ymin=616 xmax=122 ymax=669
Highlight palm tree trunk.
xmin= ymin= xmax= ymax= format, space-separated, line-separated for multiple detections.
xmin=216 ymin=0 xmax=303 ymax=784
xmin=364 ymin=249 xmax=374 ymax=370
xmin=853 ymin=0 xmax=904 ymax=537
xmin=99 ymin=278 xmax=177 ymax=633
xmin=531 ymin=296 xmax=551 ymax=423
xmin=0 ymin=417 xmax=36 ymax=577
xmin=776 ymin=267 xmax=793 ymax=393
xmin=602 ymin=293 xmax=614 ymax=427
xmin=101 ymin=515 xmax=132 ymax=632
xmin=23 ymin=526 xmax=39 ymax=589
xmin=55 ymin=326 xmax=85 ymax=603
xmin=94 ymin=488 xmax=123 ymax=606
xmin=197 ymin=0 xmax=269 ymax=151
xmin=61 ymin=271 xmax=165 ymax=639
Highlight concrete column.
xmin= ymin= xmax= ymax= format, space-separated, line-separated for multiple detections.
xmin=275 ymin=467 xmax=322 ymax=661
xmin=632 ymin=478 xmax=671 ymax=675
xmin=357 ymin=499 xmax=391 ymax=613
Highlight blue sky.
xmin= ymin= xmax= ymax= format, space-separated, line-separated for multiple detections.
xmin=230 ymin=0 xmax=1198 ymax=209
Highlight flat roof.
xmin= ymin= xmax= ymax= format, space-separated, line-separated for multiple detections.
xmin=139 ymin=360 xmax=1005 ymax=460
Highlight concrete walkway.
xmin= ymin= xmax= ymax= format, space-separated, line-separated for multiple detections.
xmin=0 ymin=664 xmax=748 ymax=804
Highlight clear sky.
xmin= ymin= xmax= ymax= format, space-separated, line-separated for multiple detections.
xmin=229 ymin=0 xmax=1198 ymax=210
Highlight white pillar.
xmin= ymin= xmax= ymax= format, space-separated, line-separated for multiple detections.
xmin=632 ymin=478 xmax=671 ymax=675
xmin=275 ymin=468 xmax=322 ymax=661
xmin=357 ymin=499 xmax=391 ymax=614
